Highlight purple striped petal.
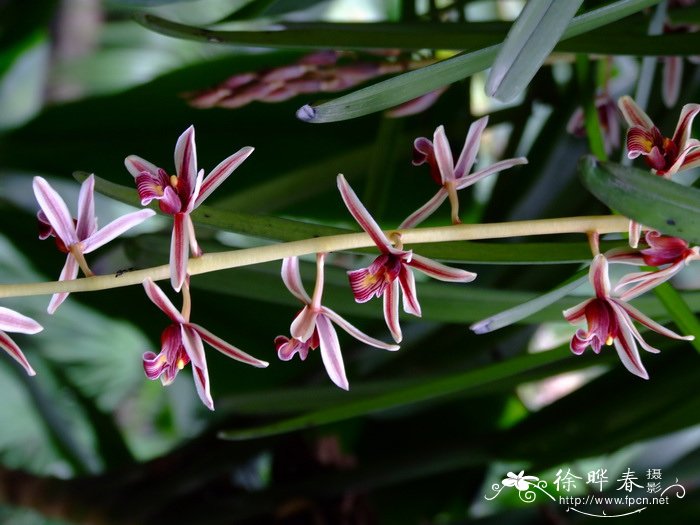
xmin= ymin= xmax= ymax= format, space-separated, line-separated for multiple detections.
xmin=455 ymin=157 xmax=528 ymax=190
xmin=170 ymin=212 xmax=189 ymax=292
xmin=625 ymin=127 xmax=656 ymax=159
xmin=666 ymin=139 xmax=700 ymax=176
xmin=316 ymin=314 xmax=348 ymax=390
xmin=281 ymin=256 xmax=311 ymax=304
xmin=76 ymin=174 xmax=96 ymax=241
xmin=398 ymin=265 xmax=421 ymax=317
xmin=134 ymin=170 xmax=170 ymax=207
xmin=615 ymin=262 xmax=684 ymax=301
xmin=615 ymin=299 xmax=695 ymax=342
xmin=290 ymin=306 xmax=318 ymax=343
xmin=181 ymin=325 xmax=213 ymax=410
xmin=143 ymin=350 xmax=167 ymax=381
xmin=82 ymin=209 xmax=155 ymax=254
xmin=589 ymin=254 xmax=610 ymax=298
xmin=607 ymin=302 xmax=648 ymax=379
xmin=383 ymin=280 xmax=402 ymax=343
xmin=398 ymin=188 xmax=448 ymax=229
xmin=174 ymin=126 xmax=197 ymax=200
xmin=433 ymin=125 xmax=454 ymax=184
xmin=142 ymin=278 xmax=185 ymax=324
xmin=671 ymin=103 xmax=700 ymax=148
xmin=663 ymin=56 xmax=683 ymax=109
xmin=618 ymin=95 xmax=654 ymax=130
xmin=454 ymin=116 xmax=488 ymax=180
xmin=33 ymin=177 xmax=78 ymax=246
xmin=191 ymin=322 xmax=268 ymax=368
xmin=407 ymin=254 xmax=476 ymax=282
xmin=124 ymin=154 xmax=160 ymax=179
xmin=563 ymin=298 xmax=593 ymax=324
xmin=337 ymin=174 xmax=395 ymax=254
xmin=194 ymin=146 xmax=254 ymax=207
xmin=322 ymin=307 xmax=399 ymax=351
xmin=0 ymin=307 xmax=42 ymax=334
xmin=0 ymin=330 xmax=36 ymax=376
xmin=47 ymin=255 xmax=79 ymax=314
xmin=186 ymin=169 xmax=204 ymax=213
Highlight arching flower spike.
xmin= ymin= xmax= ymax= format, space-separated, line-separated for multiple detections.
xmin=401 ymin=117 xmax=527 ymax=228
xmin=338 ymin=174 xmax=476 ymax=343
xmin=0 ymin=307 xmax=42 ymax=376
xmin=125 ymin=126 xmax=253 ymax=291
xmin=563 ymin=254 xmax=693 ymax=379
xmin=33 ymin=175 xmax=155 ymax=313
xmin=275 ymin=254 xmax=398 ymax=390
xmin=142 ymin=278 xmax=268 ymax=410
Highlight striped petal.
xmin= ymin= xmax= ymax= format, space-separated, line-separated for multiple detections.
xmin=626 ymin=127 xmax=656 ymax=159
xmin=316 ymin=314 xmax=348 ymax=390
xmin=398 ymin=265 xmax=421 ymax=317
xmin=186 ymin=213 xmax=202 ymax=257
xmin=615 ymin=262 xmax=684 ymax=302
xmin=433 ymin=125 xmax=454 ymax=184
xmin=275 ymin=335 xmax=311 ymax=361
xmin=134 ymin=170 xmax=171 ymax=208
xmin=322 ymin=307 xmax=399 ymax=351
xmin=454 ymin=116 xmax=488 ymax=180
xmin=281 ymin=256 xmax=311 ymax=304
xmin=174 ymin=125 xmax=197 ymax=200
xmin=76 ymin=174 xmax=96 ymax=241
xmin=589 ymin=254 xmax=610 ymax=298
xmin=407 ymin=254 xmax=476 ymax=282
xmin=665 ymin=139 xmax=700 ymax=176
xmin=194 ymin=147 xmax=254 ymax=207
xmin=383 ymin=279 xmax=402 ymax=343
xmin=0 ymin=330 xmax=36 ymax=376
xmin=170 ymin=212 xmax=189 ymax=292
xmin=181 ymin=324 xmax=213 ymax=410
xmin=82 ymin=209 xmax=155 ymax=254
xmin=47 ymin=255 xmax=79 ymax=314
xmin=671 ymin=103 xmax=700 ymax=148
xmin=618 ymin=95 xmax=654 ymax=130
xmin=124 ymin=154 xmax=160 ymax=179
xmin=398 ymin=188 xmax=448 ymax=229
xmin=608 ymin=302 xmax=649 ymax=379
xmin=33 ymin=177 xmax=78 ymax=246
xmin=455 ymin=157 xmax=528 ymax=190
xmin=563 ymin=298 xmax=593 ymax=324
xmin=191 ymin=322 xmax=268 ymax=368
xmin=662 ymin=56 xmax=683 ymax=109
xmin=337 ymin=174 xmax=396 ymax=254
xmin=615 ymin=299 xmax=694 ymax=343
xmin=142 ymin=277 xmax=186 ymax=324
xmin=0 ymin=307 xmax=42 ymax=334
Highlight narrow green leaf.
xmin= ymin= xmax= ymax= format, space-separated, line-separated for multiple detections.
xmin=486 ymin=0 xmax=583 ymax=102
xmin=297 ymin=0 xmax=661 ymax=122
xmin=578 ymin=157 xmax=700 ymax=243
xmin=575 ymin=54 xmax=607 ymax=161
xmin=653 ymin=282 xmax=700 ymax=353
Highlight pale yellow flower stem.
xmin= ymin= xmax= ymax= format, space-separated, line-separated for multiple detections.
xmin=0 ymin=215 xmax=629 ymax=299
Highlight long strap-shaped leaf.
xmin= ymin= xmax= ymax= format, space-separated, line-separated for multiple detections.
xmin=486 ymin=0 xmax=584 ymax=102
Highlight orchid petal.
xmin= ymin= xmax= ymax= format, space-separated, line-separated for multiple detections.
xmin=143 ymin=351 xmax=167 ymax=381
xmin=281 ymin=257 xmax=311 ymax=304
xmin=615 ymin=299 xmax=694 ymax=342
xmin=398 ymin=265 xmax=421 ymax=317
xmin=433 ymin=125 xmax=454 ymax=184
xmin=337 ymin=174 xmax=396 ymax=254
xmin=679 ymin=148 xmax=700 ymax=171
xmin=613 ymin=305 xmax=662 ymax=355
xmin=134 ymin=170 xmax=170 ymax=207
xmin=454 ymin=116 xmax=488 ymax=179
xmin=626 ymin=128 xmax=656 ymax=159
xmin=290 ymin=306 xmax=318 ymax=342
xmin=628 ymin=220 xmax=642 ymax=249
xmin=455 ymin=157 xmax=528 ymax=190
xmin=181 ymin=325 xmax=214 ymax=410
xmin=174 ymin=125 xmax=197 ymax=199
xmin=412 ymin=137 xmax=434 ymax=166
xmin=142 ymin=278 xmax=186 ymax=324
xmin=608 ymin=302 xmax=649 ymax=379
xmin=618 ymin=95 xmax=654 ymax=130
xmin=82 ymin=209 xmax=155 ymax=254
xmin=124 ymin=154 xmax=160 ymax=179
xmin=662 ymin=56 xmax=683 ymax=109
xmin=563 ymin=298 xmax=593 ymax=324
xmin=76 ymin=174 xmax=96 ymax=241
xmin=0 ymin=330 xmax=36 ymax=376
xmin=0 ymin=307 xmax=42 ymax=334
xmin=322 ymin=307 xmax=399 ymax=351
xmin=316 ymin=314 xmax=348 ymax=390
xmin=407 ymin=254 xmax=476 ymax=282
xmin=160 ymin=185 xmax=184 ymax=214
xmin=48 ymin=255 xmax=79 ymax=314
xmin=33 ymin=177 xmax=78 ymax=246
xmin=615 ymin=262 xmax=684 ymax=301
xmin=398 ymin=188 xmax=448 ymax=229
xmin=194 ymin=146 xmax=254 ymax=207
xmin=191 ymin=323 xmax=268 ymax=368
xmin=589 ymin=254 xmax=610 ymax=298
xmin=383 ymin=280 xmax=402 ymax=343
xmin=186 ymin=213 xmax=202 ymax=257
xmin=671 ymin=103 xmax=700 ymax=148
xmin=665 ymin=139 xmax=700 ymax=176
xmin=170 ymin=212 xmax=189 ymax=292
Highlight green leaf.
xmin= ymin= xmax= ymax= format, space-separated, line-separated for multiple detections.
xmin=486 ymin=0 xmax=584 ymax=102
xmin=578 ymin=157 xmax=700 ymax=243
xmin=653 ymin=282 xmax=700 ymax=353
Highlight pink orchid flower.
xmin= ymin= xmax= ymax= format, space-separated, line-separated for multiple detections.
xmin=0 ymin=307 xmax=42 ymax=376
xmin=619 ymin=95 xmax=700 ymax=177
xmin=124 ymin=126 xmax=253 ymax=292
xmin=607 ymin=231 xmax=700 ymax=300
xmin=33 ymin=175 xmax=155 ymax=314
xmin=563 ymin=254 xmax=693 ymax=379
xmin=401 ymin=117 xmax=527 ymax=228
xmin=142 ymin=278 xmax=268 ymax=410
xmin=338 ymin=174 xmax=476 ymax=343
xmin=275 ymin=254 xmax=399 ymax=390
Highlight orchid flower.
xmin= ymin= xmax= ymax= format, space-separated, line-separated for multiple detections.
xmin=606 ymin=231 xmax=700 ymax=300
xmin=400 ymin=117 xmax=527 ymax=228
xmin=567 ymin=93 xmax=621 ymax=154
xmin=33 ymin=175 xmax=155 ymax=314
xmin=0 ymin=307 xmax=42 ymax=376
xmin=142 ymin=278 xmax=268 ymax=410
xmin=275 ymin=254 xmax=399 ymax=390
xmin=338 ymin=174 xmax=476 ymax=343
xmin=124 ymin=126 xmax=253 ymax=292
xmin=563 ymin=254 xmax=693 ymax=379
